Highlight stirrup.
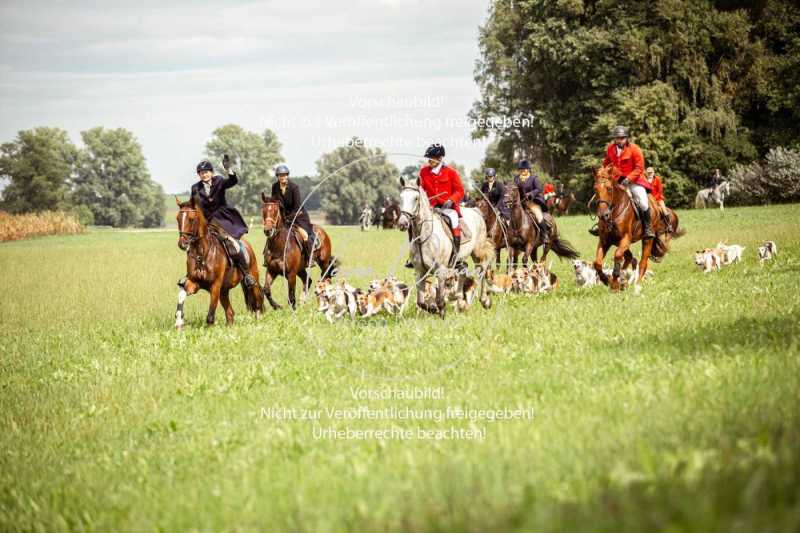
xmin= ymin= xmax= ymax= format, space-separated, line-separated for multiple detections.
xmin=588 ymin=224 xmax=599 ymax=236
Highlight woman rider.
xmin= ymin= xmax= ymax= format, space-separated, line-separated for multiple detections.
xmin=270 ymin=164 xmax=315 ymax=262
xmin=514 ymin=160 xmax=551 ymax=244
xmin=190 ymin=156 xmax=255 ymax=287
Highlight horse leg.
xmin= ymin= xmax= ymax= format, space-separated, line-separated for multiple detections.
xmin=220 ymin=287 xmax=234 ymax=326
xmin=206 ymin=279 xmax=223 ymax=326
xmin=435 ymin=272 xmax=446 ymax=319
xmin=287 ymin=270 xmax=298 ymax=310
xmin=611 ymin=237 xmax=631 ymax=292
xmin=638 ymin=238 xmax=654 ymax=284
xmin=175 ymin=278 xmax=199 ymax=330
xmin=297 ymin=269 xmax=310 ymax=305
xmin=594 ymin=242 xmax=611 ymax=286
xmin=263 ymin=270 xmax=282 ymax=310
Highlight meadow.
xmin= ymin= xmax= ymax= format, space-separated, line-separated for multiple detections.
xmin=1 ymin=204 xmax=798 ymax=531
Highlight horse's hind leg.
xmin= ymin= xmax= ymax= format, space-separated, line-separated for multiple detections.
xmin=297 ymin=269 xmax=310 ymax=305
xmin=287 ymin=270 xmax=298 ymax=310
xmin=220 ymin=287 xmax=234 ymax=326
xmin=206 ymin=280 xmax=223 ymax=326
xmin=622 ymin=249 xmax=636 ymax=271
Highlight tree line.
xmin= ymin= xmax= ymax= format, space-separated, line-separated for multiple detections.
xmin=470 ymin=0 xmax=800 ymax=207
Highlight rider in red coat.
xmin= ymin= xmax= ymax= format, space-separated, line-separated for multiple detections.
xmin=600 ymin=125 xmax=654 ymax=238
xmin=420 ymin=143 xmax=465 ymax=268
xmin=645 ymin=166 xmax=673 ymax=232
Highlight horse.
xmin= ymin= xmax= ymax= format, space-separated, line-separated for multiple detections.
xmin=695 ymin=181 xmax=730 ymax=210
xmin=381 ymin=202 xmax=400 ymax=229
xmin=260 ymin=194 xmax=337 ymax=310
xmin=396 ymin=178 xmax=494 ymax=317
xmin=174 ymin=196 xmax=263 ymax=330
xmin=590 ymin=166 xmax=685 ymax=292
xmin=359 ymin=206 xmax=373 ymax=231
xmin=503 ymin=186 xmax=579 ymax=268
xmin=476 ymin=197 xmax=508 ymax=269
xmin=547 ymin=192 xmax=576 ymax=216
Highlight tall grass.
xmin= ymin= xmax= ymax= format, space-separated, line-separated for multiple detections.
xmin=0 ymin=210 xmax=83 ymax=242
xmin=0 ymin=204 xmax=798 ymax=531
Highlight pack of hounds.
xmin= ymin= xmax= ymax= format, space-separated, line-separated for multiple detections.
xmin=315 ymin=240 xmax=780 ymax=322
xmin=693 ymin=240 xmax=777 ymax=273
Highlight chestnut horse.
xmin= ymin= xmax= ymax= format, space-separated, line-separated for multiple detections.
xmin=503 ymin=185 xmax=579 ymax=267
xmin=174 ymin=196 xmax=263 ymax=329
xmin=546 ymin=192 xmax=575 ymax=216
xmin=260 ymin=194 xmax=337 ymax=310
xmin=590 ymin=166 xmax=684 ymax=291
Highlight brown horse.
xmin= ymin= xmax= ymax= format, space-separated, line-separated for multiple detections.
xmin=547 ymin=192 xmax=576 ymax=216
xmin=260 ymin=194 xmax=337 ymax=310
xmin=174 ymin=196 xmax=263 ymax=329
xmin=590 ymin=166 xmax=684 ymax=291
xmin=476 ymin=197 xmax=508 ymax=269
xmin=503 ymin=185 xmax=579 ymax=267
xmin=381 ymin=202 xmax=400 ymax=229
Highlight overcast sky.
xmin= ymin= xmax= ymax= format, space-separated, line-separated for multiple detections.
xmin=0 ymin=0 xmax=492 ymax=193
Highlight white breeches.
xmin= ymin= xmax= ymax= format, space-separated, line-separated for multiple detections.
xmin=441 ymin=208 xmax=459 ymax=229
xmin=525 ymin=202 xmax=544 ymax=223
xmin=627 ymin=183 xmax=649 ymax=212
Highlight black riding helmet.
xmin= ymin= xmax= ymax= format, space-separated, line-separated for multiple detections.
xmin=424 ymin=143 xmax=445 ymax=159
xmin=196 ymin=160 xmax=213 ymax=173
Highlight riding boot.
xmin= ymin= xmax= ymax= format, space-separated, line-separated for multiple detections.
xmin=641 ymin=209 xmax=655 ymax=239
xmin=234 ymin=248 xmax=256 ymax=288
xmin=304 ymin=237 xmax=315 ymax=265
xmin=540 ymin=217 xmax=551 ymax=245
xmin=448 ymin=235 xmax=461 ymax=269
xmin=588 ymin=224 xmax=600 ymax=236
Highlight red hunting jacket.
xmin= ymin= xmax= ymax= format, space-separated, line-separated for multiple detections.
xmin=420 ymin=164 xmax=464 ymax=215
xmin=648 ymin=175 xmax=664 ymax=202
xmin=603 ymin=142 xmax=650 ymax=191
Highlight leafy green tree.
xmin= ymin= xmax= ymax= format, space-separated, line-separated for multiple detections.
xmin=0 ymin=127 xmax=77 ymax=213
xmin=72 ymin=127 xmax=165 ymax=227
xmin=204 ymin=125 xmax=283 ymax=215
xmin=315 ymin=138 xmax=400 ymax=225
xmin=471 ymin=0 xmax=798 ymax=208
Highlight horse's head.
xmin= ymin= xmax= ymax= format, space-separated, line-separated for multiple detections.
xmin=503 ymin=184 xmax=519 ymax=210
xmin=592 ymin=166 xmax=617 ymax=223
xmin=476 ymin=197 xmax=491 ymax=219
xmin=175 ymin=195 xmax=204 ymax=251
xmin=397 ymin=177 xmax=420 ymax=231
xmin=261 ymin=192 xmax=283 ymax=237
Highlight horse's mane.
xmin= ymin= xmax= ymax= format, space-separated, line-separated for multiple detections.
xmin=595 ymin=165 xmax=620 ymax=182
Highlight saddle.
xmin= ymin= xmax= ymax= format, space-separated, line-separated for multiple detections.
xmin=291 ymin=226 xmax=322 ymax=255
xmin=209 ymin=229 xmax=250 ymax=268
xmin=433 ymin=210 xmax=472 ymax=244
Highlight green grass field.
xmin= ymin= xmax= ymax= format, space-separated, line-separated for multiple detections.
xmin=1 ymin=204 xmax=799 ymax=531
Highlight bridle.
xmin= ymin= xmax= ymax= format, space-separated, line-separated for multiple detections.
xmin=262 ymin=202 xmax=282 ymax=238
xmin=399 ymin=186 xmax=434 ymax=246
xmin=178 ymin=208 xmax=200 ymax=245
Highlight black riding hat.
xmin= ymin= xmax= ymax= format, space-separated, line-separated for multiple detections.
xmin=196 ymin=160 xmax=213 ymax=173
xmin=424 ymin=143 xmax=445 ymax=159
xmin=517 ymin=160 xmax=532 ymax=170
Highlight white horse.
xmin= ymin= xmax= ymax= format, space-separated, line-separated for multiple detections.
xmin=397 ymin=177 xmax=493 ymax=317
xmin=695 ymin=181 xmax=731 ymax=210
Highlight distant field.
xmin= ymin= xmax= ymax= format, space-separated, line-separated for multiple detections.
xmin=1 ymin=204 xmax=798 ymax=531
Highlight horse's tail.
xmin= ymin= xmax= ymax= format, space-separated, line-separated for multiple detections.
xmin=242 ymin=281 xmax=264 ymax=313
xmin=550 ymin=236 xmax=580 ymax=260
xmin=694 ymin=191 xmax=705 ymax=209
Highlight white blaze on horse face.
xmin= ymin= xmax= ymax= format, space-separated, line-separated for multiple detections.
xmin=398 ymin=188 xmax=419 ymax=227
